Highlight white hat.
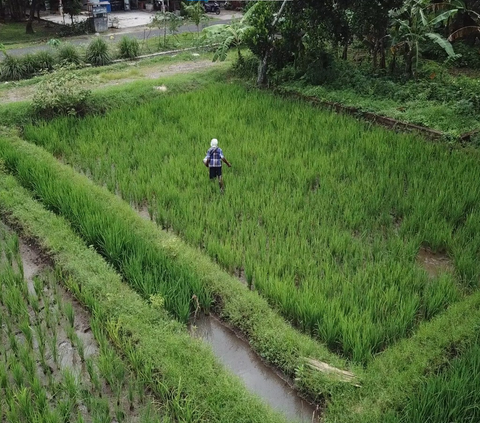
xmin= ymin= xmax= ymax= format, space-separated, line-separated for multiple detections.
xmin=211 ymin=138 xmax=218 ymax=148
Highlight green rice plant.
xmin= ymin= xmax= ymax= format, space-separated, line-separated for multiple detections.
xmin=0 ymin=55 xmax=27 ymax=81
xmin=8 ymin=331 xmax=19 ymax=355
xmin=19 ymin=318 xmax=33 ymax=350
xmin=50 ymin=329 xmax=59 ymax=366
xmin=85 ymin=357 xmax=101 ymax=394
xmin=66 ymin=325 xmax=76 ymax=344
xmin=18 ymin=353 xmax=34 ymax=388
xmin=85 ymin=37 xmax=112 ymax=67
xmin=44 ymin=297 xmax=53 ymax=329
xmin=0 ymin=361 xmax=8 ymax=390
xmin=31 ymin=376 xmax=48 ymax=414
xmin=64 ymin=302 xmax=75 ymax=328
xmin=29 ymin=293 xmax=40 ymax=315
xmin=57 ymin=43 xmax=83 ymax=66
xmin=117 ymin=36 xmax=140 ymax=60
xmin=127 ymin=381 xmax=135 ymax=411
xmin=76 ymin=335 xmax=85 ymax=363
xmin=14 ymin=386 xmax=34 ymax=421
xmin=11 ymin=362 xmax=25 ymax=388
xmin=33 ymin=275 xmax=44 ymax=298
xmin=62 ymin=368 xmax=80 ymax=402
xmin=89 ymin=397 xmax=111 ymax=422
xmin=57 ymin=397 xmax=75 ymax=423
xmin=34 ymin=322 xmax=47 ymax=368
xmin=115 ymin=407 xmax=125 ymax=422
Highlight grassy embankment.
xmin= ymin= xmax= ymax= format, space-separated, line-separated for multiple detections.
xmin=0 ymin=168 xmax=291 ymax=423
xmin=21 ymin=81 xmax=480 ymax=365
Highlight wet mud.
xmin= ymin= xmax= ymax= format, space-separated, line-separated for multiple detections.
xmin=416 ymin=247 xmax=453 ymax=278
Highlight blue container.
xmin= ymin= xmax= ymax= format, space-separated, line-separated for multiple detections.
xmin=105 ymin=1 xmax=112 ymax=12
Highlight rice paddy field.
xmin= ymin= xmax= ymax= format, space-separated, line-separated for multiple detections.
xmin=1 ymin=72 xmax=480 ymax=422
xmin=22 ymin=83 xmax=480 ymax=364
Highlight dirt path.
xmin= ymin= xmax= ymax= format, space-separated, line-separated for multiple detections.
xmin=0 ymin=59 xmax=220 ymax=105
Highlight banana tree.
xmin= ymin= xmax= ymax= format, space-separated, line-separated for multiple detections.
xmin=389 ymin=0 xmax=461 ymax=77
xmin=202 ymin=16 xmax=253 ymax=65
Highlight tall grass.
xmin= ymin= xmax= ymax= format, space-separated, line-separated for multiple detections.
xmin=21 ymin=83 xmax=480 ymax=363
xmin=385 ymin=331 xmax=480 ymax=423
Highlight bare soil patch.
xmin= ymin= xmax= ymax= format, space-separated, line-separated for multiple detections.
xmin=416 ymin=247 xmax=453 ymax=278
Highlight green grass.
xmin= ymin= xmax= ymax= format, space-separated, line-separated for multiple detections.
xmin=390 ymin=333 xmax=480 ymax=423
xmin=0 ymin=21 xmax=60 ymax=49
xmin=21 ymin=81 xmax=480 ymax=364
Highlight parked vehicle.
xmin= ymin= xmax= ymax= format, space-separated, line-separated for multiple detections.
xmin=204 ymin=1 xmax=220 ymax=14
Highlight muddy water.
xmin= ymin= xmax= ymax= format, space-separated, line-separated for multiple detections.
xmin=192 ymin=315 xmax=319 ymax=423
xmin=18 ymin=238 xmax=99 ymax=373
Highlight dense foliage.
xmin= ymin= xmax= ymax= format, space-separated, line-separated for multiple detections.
xmin=242 ymin=0 xmax=480 ymax=83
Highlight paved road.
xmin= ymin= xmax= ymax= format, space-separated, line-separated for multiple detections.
xmin=2 ymin=19 xmax=229 ymax=59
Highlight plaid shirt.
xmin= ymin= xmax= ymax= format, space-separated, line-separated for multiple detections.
xmin=205 ymin=147 xmax=224 ymax=167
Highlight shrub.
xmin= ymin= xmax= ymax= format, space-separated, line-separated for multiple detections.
xmin=232 ymin=54 xmax=258 ymax=78
xmin=58 ymin=43 xmax=83 ymax=66
xmin=22 ymin=54 xmax=41 ymax=76
xmin=118 ymin=36 xmax=140 ymax=60
xmin=30 ymin=50 xmax=56 ymax=72
xmin=0 ymin=55 xmax=27 ymax=81
xmin=32 ymin=70 xmax=92 ymax=118
xmin=85 ymin=37 xmax=111 ymax=66
xmin=450 ymin=42 xmax=480 ymax=68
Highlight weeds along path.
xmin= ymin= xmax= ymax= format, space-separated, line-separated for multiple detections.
xmin=0 ymin=59 xmax=219 ymax=105
xmin=0 ymin=169 xmax=289 ymax=423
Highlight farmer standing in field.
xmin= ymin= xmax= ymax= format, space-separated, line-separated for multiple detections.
xmin=204 ymin=138 xmax=231 ymax=193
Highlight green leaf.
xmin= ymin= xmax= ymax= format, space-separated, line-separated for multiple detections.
xmin=425 ymin=32 xmax=455 ymax=57
xmin=430 ymin=9 xmax=459 ymax=26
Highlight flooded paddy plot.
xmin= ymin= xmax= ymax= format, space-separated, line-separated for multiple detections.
xmin=0 ymin=224 xmax=163 ymax=422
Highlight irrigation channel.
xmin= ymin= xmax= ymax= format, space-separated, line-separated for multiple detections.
xmin=138 ymin=207 xmax=320 ymax=422
xmin=191 ymin=314 xmax=320 ymax=423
